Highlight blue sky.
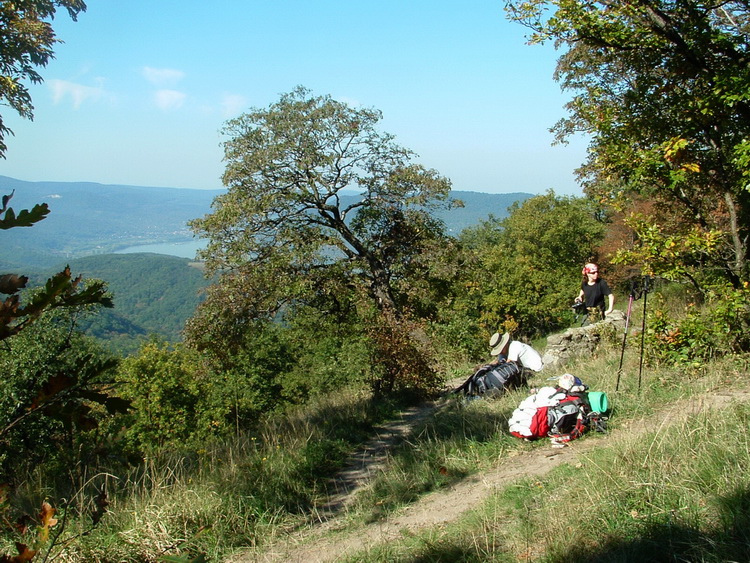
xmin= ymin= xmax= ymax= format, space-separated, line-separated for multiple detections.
xmin=0 ymin=1 xmax=587 ymax=196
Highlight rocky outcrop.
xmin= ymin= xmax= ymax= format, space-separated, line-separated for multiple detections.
xmin=542 ymin=310 xmax=627 ymax=370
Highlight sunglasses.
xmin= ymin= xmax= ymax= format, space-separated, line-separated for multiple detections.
xmin=588 ymin=270 xmax=599 ymax=274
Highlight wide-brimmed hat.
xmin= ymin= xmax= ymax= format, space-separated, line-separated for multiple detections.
xmin=489 ymin=332 xmax=510 ymax=356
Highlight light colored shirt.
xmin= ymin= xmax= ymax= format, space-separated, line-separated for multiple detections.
xmin=508 ymin=341 xmax=544 ymax=372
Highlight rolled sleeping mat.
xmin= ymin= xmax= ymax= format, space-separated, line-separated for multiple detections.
xmin=587 ymin=391 xmax=608 ymax=413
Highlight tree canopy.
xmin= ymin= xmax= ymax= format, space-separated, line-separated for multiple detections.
xmin=188 ymin=87 xmax=455 ymax=393
xmin=459 ymin=191 xmax=606 ymax=339
xmin=506 ymin=0 xmax=750 ymax=287
xmin=0 ymin=0 xmax=86 ymax=157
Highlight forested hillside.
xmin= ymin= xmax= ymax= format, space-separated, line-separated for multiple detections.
xmin=33 ymin=253 xmax=210 ymax=353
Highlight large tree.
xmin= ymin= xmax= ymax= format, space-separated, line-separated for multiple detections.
xmin=506 ymin=0 xmax=750 ymax=287
xmin=189 ymin=87 xmax=455 ymax=393
xmin=0 ymin=0 xmax=86 ymax=157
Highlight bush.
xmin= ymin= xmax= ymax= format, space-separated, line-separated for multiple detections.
xmin=646 ymin=284 xmax=750 ymax=367
xmin=0 ymin=312 xmax=121 ymax=484
xmin=112 ymin=339 xmax=219 ymax=455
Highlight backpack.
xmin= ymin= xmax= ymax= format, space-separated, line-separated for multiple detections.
xmin=508 ymin=387 xmax=606 ymax=441
xmin=546 ymin=393 xmax=589 ymax=440
xmin=454 ymin=361 xmax=522 ymax=397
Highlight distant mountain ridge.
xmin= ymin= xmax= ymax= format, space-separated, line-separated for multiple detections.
xmin=0 ymin=175 xmax=224 ymax=269
xmin=0 ymin=175 xmax=531 ymax=270
xmin=0 ymin=176 xmax=532 ymax=351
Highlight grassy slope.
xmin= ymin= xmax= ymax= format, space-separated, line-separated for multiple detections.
xmin=333 ymin=352 xmax=750 ymax=562
xmin=35 ymin=328 xmax=750 ymax=562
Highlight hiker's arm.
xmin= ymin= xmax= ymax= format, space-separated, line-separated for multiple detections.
xmin=605 ymin=293 xmax=615 ymax=315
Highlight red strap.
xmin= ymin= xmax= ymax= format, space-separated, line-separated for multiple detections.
xmin=529 ymin=406 xmax=550 ymax=438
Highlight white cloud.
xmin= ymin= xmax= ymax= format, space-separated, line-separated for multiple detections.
xmin=220 ymin=94 xmax=247 ymax=118
xmin=142 ymin=66 xmax=185 ymax=87
xmin=337 ymin=96 xmax=363 ymax=108
xmin=154 ymin=89 xmax=186 ymax=111
xmin=49 ymin=79 xmax=104 ymax=109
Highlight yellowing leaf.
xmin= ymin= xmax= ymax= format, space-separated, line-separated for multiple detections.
xmin=681 ymin=162 xmax=700 ymax=173
xmin=39 ymin=501 xmax=58 ymax=529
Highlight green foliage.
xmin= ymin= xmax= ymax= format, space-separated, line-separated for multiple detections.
xmin=207 ymin=325 xmax=293 ymax=428
xmin=366 ymin=310 xmax=442 ymax=398
xmin=43 ymin=391 xmax=403 ymax=561
xmin=612 ymin=214 xmax=725 ymax=290
xmin=189 ymin=86 xmax=457 ymax=396
xmin=0 ymin=310 xmax=123 ymax=483
xmin=112 ymin=329 xmax=311 ymax=456
xmin=506 ymin=0 xmax=750 ymax=287
xmin=457 ymin=191 xmax=606 ymax=340
xmin=185 ymin=310 xmax=371 ymax=431
xmin=645 ymin=283 xmax=750 ymax=366
xmin=0 ymin=1 xmax=87 ymax=156
xmin=275 ymin=307 xmax=371 ymax=402
xmin=0 ymin=265 xmax=112 ymax=340
xmin=48 ymin=253 xmax=210 ymax=353
xmin=113 ymin=340 xmax=220 ymax=454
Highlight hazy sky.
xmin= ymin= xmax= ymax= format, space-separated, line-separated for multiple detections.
xmin=0 ymin=1 xmax=588 ymax=196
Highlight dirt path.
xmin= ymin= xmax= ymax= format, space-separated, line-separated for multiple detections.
xmin=229 ymin=386 xmax=750 ymax=563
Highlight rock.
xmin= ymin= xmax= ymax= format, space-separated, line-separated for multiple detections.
xmin=542 ymin=310 xmax=626 ymax=370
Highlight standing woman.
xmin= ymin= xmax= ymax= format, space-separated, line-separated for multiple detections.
xmin=575 ymin=262 xmax=614 ymax=323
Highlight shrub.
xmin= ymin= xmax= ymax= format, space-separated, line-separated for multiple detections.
xmin=646 ymin=284 xmax=750 ymax=367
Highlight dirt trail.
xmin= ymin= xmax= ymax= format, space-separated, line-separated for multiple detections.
xmin=229 ymin=386 xmax=750 ymax=563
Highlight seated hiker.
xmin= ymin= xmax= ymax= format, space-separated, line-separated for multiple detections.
xmin=488 ymin=331 xmax=544 ymax=373
xmin=575 ymin=262 xmax=615 ymax=324
xmin=453 ymin=332 xmax=544 ymax=397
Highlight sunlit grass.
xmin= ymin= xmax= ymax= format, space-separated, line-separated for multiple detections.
xmin=3 ymin=335 xmax=747 ymax=562
xmin=341 ymin=353 xmax=750 ymax=562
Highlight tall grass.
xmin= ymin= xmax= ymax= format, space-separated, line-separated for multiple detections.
xmin=2 ymin=387 xmax=404 ymax=562
xmin=3 ymin=330 xmax=747 ymax=562
xmin=339 ymin=349 xmax=750 ymax=562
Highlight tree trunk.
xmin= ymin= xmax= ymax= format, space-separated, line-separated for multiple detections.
xmin=724 ymin=191 xmax=746 ymax=287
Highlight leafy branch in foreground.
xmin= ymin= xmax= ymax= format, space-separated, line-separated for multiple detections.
xmin=0 ymin=0 xmax=87 ymax=157
xmin=0 ymin=189 xmax=122 ymax=562
xmin=0 ymin=191 xmax=113 ymax=341
xmin=0 ymin=266 xmax=113 ymax=341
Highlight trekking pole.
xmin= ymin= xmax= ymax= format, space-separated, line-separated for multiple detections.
xmin=615 ymin=280 xmax=637 ymax=391
xmin=637 ymin=276 xmax=650 ymax=392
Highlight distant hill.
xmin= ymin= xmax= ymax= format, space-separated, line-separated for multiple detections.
xmin=0 ymin=176 xmax=531 ymax=269
xmin=31 ymin=253 xmax=211 ymax=355
xmin=1 ymin=176 xmax=531 ymax=352
xmin=0 ymin=176 xmax=223 ymax=269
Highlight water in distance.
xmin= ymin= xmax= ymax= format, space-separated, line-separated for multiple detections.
xmin=115 ymin=239 xmax=205 ymax=260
